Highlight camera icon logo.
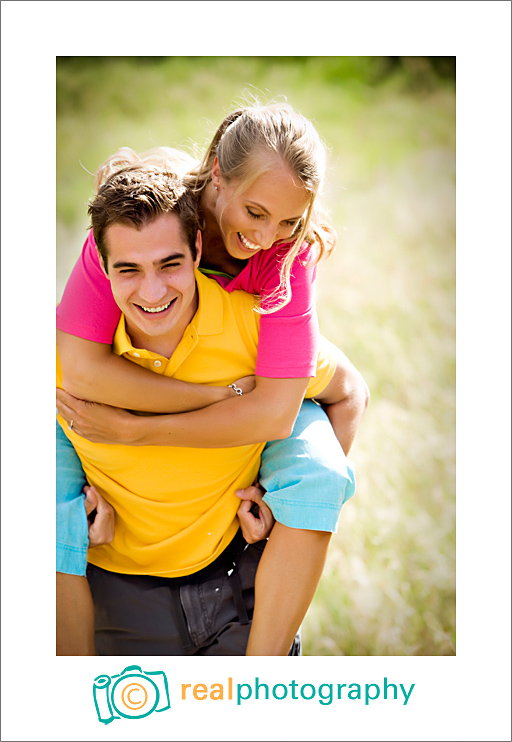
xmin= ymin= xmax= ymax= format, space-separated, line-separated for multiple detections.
xmin=93 ymin=665 xmax=170 ymax=723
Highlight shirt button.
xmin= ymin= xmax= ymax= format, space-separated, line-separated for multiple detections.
xmin=154 ymin=360 xmax=162 ymax=368
xmin=132 ymin=353 xmax=140 ymax=358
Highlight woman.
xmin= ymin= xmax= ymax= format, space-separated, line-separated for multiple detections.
xmin=56 ymin=102 xmax=369 ymax=655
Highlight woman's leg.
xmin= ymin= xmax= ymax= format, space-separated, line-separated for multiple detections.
xmin=56 ymin=419 xmax=95 ymax=655
xmin=56 ymin=573 xmax=96 ymax=655
xmin=245 ymin=400 xmax=356 ymax=656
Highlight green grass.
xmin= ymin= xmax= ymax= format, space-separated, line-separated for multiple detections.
xmin=57 ymin=56 xmax=455 ymax=655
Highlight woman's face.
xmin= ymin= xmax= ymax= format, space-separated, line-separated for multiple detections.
xmin=212 ymin=156 xmax=311 ymax=261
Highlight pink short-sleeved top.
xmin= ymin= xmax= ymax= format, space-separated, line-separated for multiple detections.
xmin=56 ymin=230 xmax=320 ymax=377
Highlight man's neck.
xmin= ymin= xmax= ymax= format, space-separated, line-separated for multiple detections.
xmin=125 ymin=323 xmax=181 ymax=359
xmin=122 ymin=282 xmax=199 ymax=360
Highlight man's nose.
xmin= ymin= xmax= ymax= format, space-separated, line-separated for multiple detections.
xmin=139 ymin=274 xmax=167 ymax=304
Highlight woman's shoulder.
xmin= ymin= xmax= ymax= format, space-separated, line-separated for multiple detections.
xmin=258 ymin=239 xmax=315 ymax=268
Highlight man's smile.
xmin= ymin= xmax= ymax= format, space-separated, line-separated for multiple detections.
xmin=140 ymin=300 xmax=173 ymax=313
xmin=135 ymin=298 xmax=177 ymax=315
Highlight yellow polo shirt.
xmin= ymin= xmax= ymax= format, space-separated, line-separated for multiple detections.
xmin=56 ymin=270 xmax=336 ymax=577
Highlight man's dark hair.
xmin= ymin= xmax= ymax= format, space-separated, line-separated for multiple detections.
xmin=88 ymin=166 xmax=200 ymax=272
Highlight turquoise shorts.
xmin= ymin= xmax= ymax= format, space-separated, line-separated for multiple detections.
xmin=260 ymin=399 xmax=355 ymax=531
xmin=56 ymin=419 xmax=88 ymax=575
xmin=56 ymin=400 xmax=355 ymax=576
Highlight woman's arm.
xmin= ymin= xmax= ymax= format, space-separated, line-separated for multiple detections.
xmin=57 ymin=330 xmax=239 ymax=412
xmin=57 ymin=231 xmax=241 ymax=412
xmin=56 ymin=343 xmax=369 ymax=449
xmin=56 ymin=375 xmax=309 ymax=448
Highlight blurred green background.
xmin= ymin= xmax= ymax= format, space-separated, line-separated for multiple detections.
xmin=57 ymin=56 xmax=455 ymax=656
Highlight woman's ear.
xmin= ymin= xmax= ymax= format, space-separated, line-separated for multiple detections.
xmin=211 ymin=156 xmax=221 ymax=189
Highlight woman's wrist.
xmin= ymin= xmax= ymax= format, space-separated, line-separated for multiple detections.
xmin=217 ymin=384 xmax=243 ymax=401
xmin=194 ymin=383 xmax=238 ymax=405
xmin=228 ymin=383 xmax=243 ymax=396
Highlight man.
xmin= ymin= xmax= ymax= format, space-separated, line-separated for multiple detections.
xmin=56 ymin=166 xmax=356 ymax=655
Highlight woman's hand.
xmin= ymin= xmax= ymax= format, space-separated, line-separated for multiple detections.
xmin=84 ymin=486 xmax=115 ymax=548
xmin=236 ymin=483 xmax=275 ymax=543
xmin=56 ymin=388 xmax=138 ymax=444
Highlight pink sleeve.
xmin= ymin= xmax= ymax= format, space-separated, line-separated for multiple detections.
xmin=56 ymin=230 xmax=121 ymax=343
xmin=228 ymin=244 xmax=320 ymax=378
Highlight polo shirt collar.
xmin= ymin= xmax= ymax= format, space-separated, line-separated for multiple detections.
xmin=193 ymin=269 xmax=223 ymax=337
xmin=113 ymin=269 xmax=224 ymax=356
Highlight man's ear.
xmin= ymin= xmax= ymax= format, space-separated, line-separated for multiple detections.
xmin=98 ymin=250 xmax=109 ymax=278
xmin=194 ymin=229 xmax=202 ymax=268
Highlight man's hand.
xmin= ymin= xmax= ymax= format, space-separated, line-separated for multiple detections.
xmin=236 ymin=483 xmax=275 ymax=543
xmin=84 ymin=486 xmax=115 ymax=548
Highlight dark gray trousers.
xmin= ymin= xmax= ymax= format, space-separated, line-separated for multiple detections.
xmin=87 ymin=533 xmax=301 ymax=656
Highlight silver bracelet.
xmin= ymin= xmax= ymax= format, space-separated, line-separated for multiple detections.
xmin=228 ymin=383 xmax=243 ymax=396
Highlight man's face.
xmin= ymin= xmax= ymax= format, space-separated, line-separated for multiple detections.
xmin=102 ymin=212 xmax=201 ymax=352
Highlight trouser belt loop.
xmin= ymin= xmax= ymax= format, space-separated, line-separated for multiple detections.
xmin=169 ymin=581 xmax=195 ymax=653
xmin=229 ymin=567 xmax=250 ymax=625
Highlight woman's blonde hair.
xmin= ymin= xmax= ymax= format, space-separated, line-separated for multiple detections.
xmin=186 ymin=102 xmax=337 ymax=313
xmin=93 ymin=102 xmax=336 ymax=313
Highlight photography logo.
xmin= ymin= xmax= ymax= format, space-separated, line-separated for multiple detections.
xmin=93 ymin=665 xmax=170 ymax=724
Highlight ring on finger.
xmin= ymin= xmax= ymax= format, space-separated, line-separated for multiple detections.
xmin=68 ymin=419 xmax=74 ymax=432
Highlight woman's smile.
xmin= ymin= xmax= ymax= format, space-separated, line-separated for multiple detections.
xmin=213 ymin=158 xmax=310 ymax=262
xmin=237 ymin=232 xmax=263 ymax=253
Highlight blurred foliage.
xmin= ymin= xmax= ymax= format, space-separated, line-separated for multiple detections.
xmin=57 ymin=56 xmax=455 ymax=228
xmin=57 ymin=57 xmax=455 ymax=655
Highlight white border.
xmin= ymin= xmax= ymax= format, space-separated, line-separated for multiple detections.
xmin=2 ymin=2 xmax=511 ymax=740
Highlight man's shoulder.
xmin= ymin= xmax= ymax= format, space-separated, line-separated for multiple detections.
xmin=218 ymin=283 xmax=260 ymax=332
xmin=197 ymin=270 xmax=260 ymax=324
xmin=196 ymin=272 xmax=260 ymax=357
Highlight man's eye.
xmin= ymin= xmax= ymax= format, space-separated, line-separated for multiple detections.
xmin=119 ymin=269 xmax=137 ymax=274
xmin=162 ymin=262 xmax=181 ymax=269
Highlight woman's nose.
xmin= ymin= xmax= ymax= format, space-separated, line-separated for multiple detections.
xmin=255 ymin=223 xmax=279 ymax=250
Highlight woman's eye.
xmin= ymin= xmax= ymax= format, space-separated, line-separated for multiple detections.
xmin=247 ymin=209 xmax=263 ymax=220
